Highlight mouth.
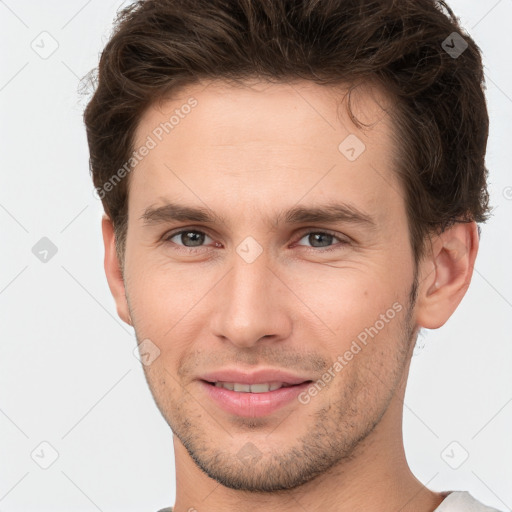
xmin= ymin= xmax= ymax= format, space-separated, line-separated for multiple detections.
xmin=203 ymin=380 xmax=309 ymax=393
xmin=200 ymin=379 xmax=314 ymax=417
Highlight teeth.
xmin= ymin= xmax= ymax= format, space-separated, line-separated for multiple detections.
xmin=234 ymin=383 xmax=251 ymax=392
xmin=250 ymin=383 xmax=271 ymax=393
xmin=213 ymin=382 xmax=288 ymax=393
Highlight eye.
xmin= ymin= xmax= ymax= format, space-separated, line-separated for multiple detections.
xmin=295 ymin=231 xmax=348 ymax=252
xmin=162 ymin=228 xmax=349 ymax=254
xmin=163 ymin=229 xmax=215 ymax=251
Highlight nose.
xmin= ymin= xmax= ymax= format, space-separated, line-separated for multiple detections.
xmin=210 ymin=249 xmax=293 ymax=348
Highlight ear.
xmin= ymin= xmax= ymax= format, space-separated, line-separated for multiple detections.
xmin=415 ymin=221 xmax=479 ymax=329
xmin=101 ymin=214 xmax=132 ymax=326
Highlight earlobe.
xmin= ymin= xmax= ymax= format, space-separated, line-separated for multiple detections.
xmin=415 ymin=222 xmax=479 ymax=329
xmin=101 ymin=214 xmax=132 ymax=326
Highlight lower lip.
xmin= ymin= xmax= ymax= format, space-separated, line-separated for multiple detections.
xmin=199 ymin=380 xmax=311 ymax=417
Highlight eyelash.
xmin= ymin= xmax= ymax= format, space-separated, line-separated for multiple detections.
xmin=162 ymin=228 xmax=349 ymax=254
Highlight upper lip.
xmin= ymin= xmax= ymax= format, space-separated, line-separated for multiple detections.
xmin=199 ymin=368 xmax=312 ymax=385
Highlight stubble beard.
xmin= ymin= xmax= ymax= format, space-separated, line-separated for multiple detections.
xmin=156 ymin=273 xmax=420 ymax=493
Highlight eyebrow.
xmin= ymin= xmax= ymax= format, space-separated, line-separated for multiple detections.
xmin=140 ymin=201 xmax=376 ymax=229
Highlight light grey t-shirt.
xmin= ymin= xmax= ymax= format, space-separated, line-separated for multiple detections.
xmin=434 ymin=491 xmax=502 ymax=511
xmin=156 ymin=491 xmax=502 ymax=511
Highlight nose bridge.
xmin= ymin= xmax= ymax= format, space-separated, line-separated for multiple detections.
xmin=211 ymin=243 xmax=291 ymax=346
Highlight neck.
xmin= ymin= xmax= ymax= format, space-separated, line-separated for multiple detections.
xmin=171 ymin=376 xmax=446 ymax=512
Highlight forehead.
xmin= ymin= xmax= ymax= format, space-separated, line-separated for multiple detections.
xmin=134 ymin=78 xmax=394 ymax=149
xmin=129 ymin=79 xmax=402 ymax=224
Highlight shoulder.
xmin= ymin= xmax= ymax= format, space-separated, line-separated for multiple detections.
xmin=435 ymin=491 xmax=503 ymax=512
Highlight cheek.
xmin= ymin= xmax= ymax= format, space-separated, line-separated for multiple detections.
xmin=125 ymin=238 xmax=412 ymax=351
xmin=126 ymin=251 xmax=207 ymax=322
xmin=287 ymin=263 xmax=405 ymax=341
xmin=141 ymin=364 xmax=186 ymax=425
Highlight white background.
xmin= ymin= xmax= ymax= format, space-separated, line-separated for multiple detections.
xmin=0 ymin=1 xmax=511 ymax=511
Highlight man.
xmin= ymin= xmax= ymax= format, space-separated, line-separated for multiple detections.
xmin=83 ymin=0 xmax=501 ymax=510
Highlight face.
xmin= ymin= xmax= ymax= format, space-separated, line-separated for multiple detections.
xmin=120 ymin=79 xmax=420 ymax=491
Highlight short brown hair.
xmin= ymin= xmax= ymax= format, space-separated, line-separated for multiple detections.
xmin=83 ymin=0 xmax=491 ymax=269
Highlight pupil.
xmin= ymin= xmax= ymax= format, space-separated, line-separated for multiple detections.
xmin=310 ymin=233 xmax=332 ymax=247
xmin=183 ymin=231 xmax=204 ymax=247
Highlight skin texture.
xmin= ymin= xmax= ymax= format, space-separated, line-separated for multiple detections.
xmin=102 ymin=80 xmax=479 ymax=512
